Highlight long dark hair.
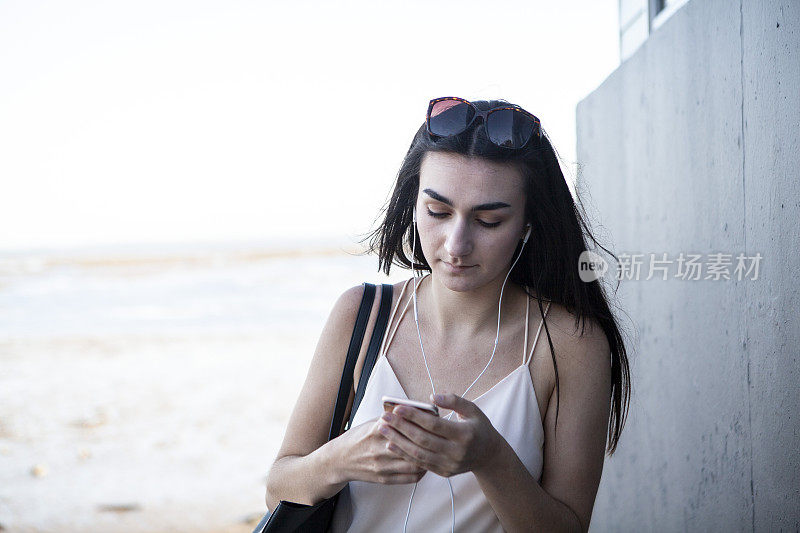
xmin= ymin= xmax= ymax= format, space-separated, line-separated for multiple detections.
xmin=361 ymin=98 xmax=631 ymax=455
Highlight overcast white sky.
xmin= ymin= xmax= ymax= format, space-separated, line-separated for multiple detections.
xmin=0 ymin=0 xmax=619 ymax=252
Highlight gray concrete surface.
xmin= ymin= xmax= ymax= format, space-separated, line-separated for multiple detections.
xmin=576 ymin=0 xmax=799 ymax=531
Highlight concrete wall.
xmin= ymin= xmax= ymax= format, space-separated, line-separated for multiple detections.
xmin=576 ymin=0 xmax=799 ymax=531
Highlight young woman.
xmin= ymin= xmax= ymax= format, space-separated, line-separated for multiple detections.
xmin=265 ymin=97 xmax=631 ymax=532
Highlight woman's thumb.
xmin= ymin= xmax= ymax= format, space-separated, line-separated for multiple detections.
xmin=430 ymin=393 xmax=474 ymax=416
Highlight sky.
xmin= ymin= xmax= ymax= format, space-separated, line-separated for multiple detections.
xmin=0 ymin=0 xmax=620 ymax=253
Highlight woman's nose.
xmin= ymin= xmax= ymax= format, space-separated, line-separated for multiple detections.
xmin=444 ymin=219 xmax=473 ymax=259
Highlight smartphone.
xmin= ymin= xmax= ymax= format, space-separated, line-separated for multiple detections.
xmin=382 ymin=395 xmax=439 ymax=417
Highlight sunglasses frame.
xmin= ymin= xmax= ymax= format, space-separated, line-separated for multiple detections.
xmin=425 ymin=96 xmax=542 ymax=149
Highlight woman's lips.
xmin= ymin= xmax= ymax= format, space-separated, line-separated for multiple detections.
xmin=443 ymin=261 xmax=475 ymax=273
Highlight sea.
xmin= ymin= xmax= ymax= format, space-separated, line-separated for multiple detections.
xmin=0 ymin=238 xmax=405 ymax=532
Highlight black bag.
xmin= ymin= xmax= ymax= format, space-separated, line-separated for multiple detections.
xmin=253 ymin=282 xmax=394 ymax=533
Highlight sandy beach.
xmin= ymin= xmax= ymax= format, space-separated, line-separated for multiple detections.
xmin=0 ymin=242 xmax=403 ymax=532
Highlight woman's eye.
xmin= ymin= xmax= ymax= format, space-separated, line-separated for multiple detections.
xmin=426 ymin=208 xmax=501 ymax=228
xmin=477 ymin=220 xmax=501 ymax=228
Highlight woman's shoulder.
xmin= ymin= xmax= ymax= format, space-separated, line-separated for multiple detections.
xmin=326 ymin=278 xmax=413 ymax=344
xmin=332 ymin=277 xmax=413 ymax=314
xmin=317 ymin=284 xmax=379 ymax=360
xmin=360 ymin=277 xmax=418 ymax=313
xmin=538 ymin=300 xmax=611 ymax=368
xmin=333 ymin=283 xmax=374 ymax=313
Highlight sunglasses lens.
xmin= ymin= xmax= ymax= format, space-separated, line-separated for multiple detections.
xmin=429 ymin=99 xmax=475 ymax=137
xmin=486 ymin=109 xmax=537 ymax=148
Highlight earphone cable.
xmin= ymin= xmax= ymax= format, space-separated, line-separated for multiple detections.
xmin=403 ymin=215 xmax=528 ymax=533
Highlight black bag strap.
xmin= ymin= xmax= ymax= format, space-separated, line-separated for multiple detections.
xmin=327 ymin=283 xmax=375 ymax=440
xmin=347 ymin=283 xmax=393 ymax=429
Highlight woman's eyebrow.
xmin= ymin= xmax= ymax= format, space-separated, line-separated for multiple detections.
xmin=422 ymin=188 xmax=511 ymax=212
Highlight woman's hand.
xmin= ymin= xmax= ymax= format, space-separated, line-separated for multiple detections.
xmin=333 ymin=417 xmax=427 ymax=486
xmin=378 ymin=393 xmax=500 ymax=478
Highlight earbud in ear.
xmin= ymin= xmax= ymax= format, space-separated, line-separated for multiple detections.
xmin=412 ymin=207 xmax=417 ymax=224
xmin=522 ymin=224 xmax=532 ymax=243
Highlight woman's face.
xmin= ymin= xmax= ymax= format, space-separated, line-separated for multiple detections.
xmin=415 ymin=151 xmax=528 ymax=292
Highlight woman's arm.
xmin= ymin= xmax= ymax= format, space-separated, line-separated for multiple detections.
xmin=264 ymin=285 xmax=369 ymax=509
xmin=265 ymin=284 xmax=426 ymax=510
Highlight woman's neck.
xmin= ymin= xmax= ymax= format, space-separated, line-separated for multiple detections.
xmin=415 ymin=270 xmax=526 ymax=341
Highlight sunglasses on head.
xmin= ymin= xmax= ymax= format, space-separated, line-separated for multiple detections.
xmin=426 ymin=96 xmax=542 ymax=150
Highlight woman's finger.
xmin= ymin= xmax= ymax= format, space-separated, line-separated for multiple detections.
xmin=379 ymin=421 xmax=441 ymax=470
xmin=384 ymin=455 xmax=425 ymax=475
xmin=377 ymin=472 xmax=426 ymax=485
xmin=430 ymin=393 xmax=481 ymax=420
xmin=384 ymin=437 xmax=418 ymax=464
xmin=382 ymin=411 xmax=450 ymax=452
xmin=390 ymin=405 xmax=457 ymax=440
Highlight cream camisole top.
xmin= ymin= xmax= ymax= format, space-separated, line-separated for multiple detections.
xmin=330 ymin=275 xmax=551 ymax=532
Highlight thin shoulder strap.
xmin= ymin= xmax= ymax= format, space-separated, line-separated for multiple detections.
xmin=523 ymin=295 xmax=530 ymax=365
xmin=381 ymin=273 xmax=430 ymax=356
xmin=524 ymin=301 xmax=552 ymax=367
xmin=377 ymin=276 xmax=413 ymax=359
xmin=328 ymin=283 xmax=375 ymax=440
xmin=347 ymin=283 xmax=394 ymax=429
